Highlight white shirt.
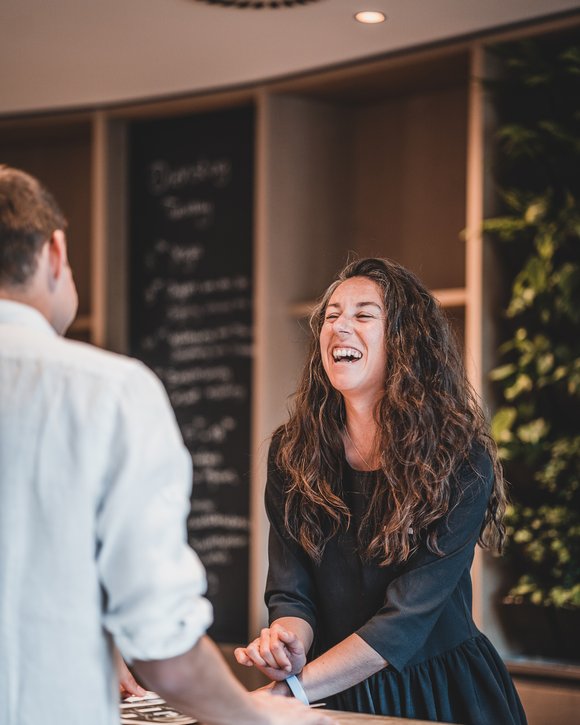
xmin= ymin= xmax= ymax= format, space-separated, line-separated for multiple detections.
xmin=0 ymin=300 xmax=212 ymax=725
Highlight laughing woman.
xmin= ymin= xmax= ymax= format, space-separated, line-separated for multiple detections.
xmin=235 ymin=258 xmax=527 ymax=724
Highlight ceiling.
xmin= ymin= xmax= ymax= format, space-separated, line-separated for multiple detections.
xmin=1 ymin=0 xmax=580 ymax=116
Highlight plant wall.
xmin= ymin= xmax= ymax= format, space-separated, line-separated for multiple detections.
xmin=485 ymin=32 xmax=580 ymax=612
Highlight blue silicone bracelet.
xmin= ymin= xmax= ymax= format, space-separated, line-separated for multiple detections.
xmin=285 ymin=674 xmax=309 ymax=705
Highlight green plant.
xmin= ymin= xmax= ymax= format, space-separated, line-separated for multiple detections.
xmin=484 ymin=34 xmax=580 ymax=612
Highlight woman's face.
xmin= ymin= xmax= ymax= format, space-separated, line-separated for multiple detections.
xmin=319 ymin=276 xmax=387 ymax=405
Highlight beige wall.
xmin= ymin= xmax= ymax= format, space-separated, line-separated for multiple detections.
xmin=1 ymin=1 xmax=579 ymax=115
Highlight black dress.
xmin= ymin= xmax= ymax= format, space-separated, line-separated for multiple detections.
xmin=264 ymin=439 xmax=527 ymax=725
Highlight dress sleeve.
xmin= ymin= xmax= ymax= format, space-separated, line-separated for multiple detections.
xmin=96 ymin=361 xmax=213 ymax=663
xmin=264 ymin=437 xmax=318 ymax=633
xmin=356 ymin=446 xmax=494 ymax=672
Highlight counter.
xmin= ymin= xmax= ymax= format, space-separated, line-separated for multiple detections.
xmin=328 ymin=711 xmax=451 ymax=725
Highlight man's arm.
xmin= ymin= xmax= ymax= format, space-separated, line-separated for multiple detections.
xmin=99 ymin=369 xmax=334 ymax=725
xmin=133 ymin=636 xmax=336 ymax=725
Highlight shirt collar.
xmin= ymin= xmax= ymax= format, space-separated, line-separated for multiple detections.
xmin=0 ymin=299 xmax=57 ymax=337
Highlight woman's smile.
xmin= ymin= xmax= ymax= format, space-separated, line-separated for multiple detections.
xmin=331 ymin=346 xmax=363 ymax=363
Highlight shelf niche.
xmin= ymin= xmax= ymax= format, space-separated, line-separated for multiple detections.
xmin=0 ymin=120 xmax=93 ymax=338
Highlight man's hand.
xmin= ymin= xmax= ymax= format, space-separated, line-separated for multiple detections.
xmin=251 ymin=691 xmax=335 ymax=725
xmin=132 ymin=635 xmax=335 ymax=725
xmin=115 ymin=648 xmax=147 ymax=698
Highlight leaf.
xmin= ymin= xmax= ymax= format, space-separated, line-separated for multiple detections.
xmin=525 ymin=73 xmax=552 ymax=87
xmin=535 ymin=233 xmax=554 ymax=260
xmin=536 ymin=353 xmax=554 ymax=375
xmin=489 ymin=363 xmax=517 ymax=381
xmin=505 ymin=374 xmax=533 ymax=400
xmin=514 ymin=529 xmax=533 ymax=543
xmin=524 ymin=199 xmax=547 ymax=224
xmin=538 ymin=120 xmax=580 ymax=149
xmin=492 ymin=407 xmax=518 ymax=443
xmin=516 ymin=418 xmax=550 ymax=444
xmin=482 ymin=216 xmax=528 ymax=241
xmin=496 ymin=124 xmax=541 ymax=157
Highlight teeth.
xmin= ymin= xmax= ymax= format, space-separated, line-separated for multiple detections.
xmin=332 ymin=347 xmax=362 ymax=361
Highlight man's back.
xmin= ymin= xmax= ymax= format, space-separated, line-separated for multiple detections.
xmin=0 ymin=165 xmax=337 ymax=725
xmin=0 ymin=300 xmax=211 ymax=724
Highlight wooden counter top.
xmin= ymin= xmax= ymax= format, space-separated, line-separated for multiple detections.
xmin=327 ymin=711 xmax=450 ymax=724
xmin=121 ymin=694 xmax=453 ymax=724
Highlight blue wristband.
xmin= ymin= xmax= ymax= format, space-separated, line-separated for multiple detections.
xmin=285 ymin=674 xmax=309 ymax=705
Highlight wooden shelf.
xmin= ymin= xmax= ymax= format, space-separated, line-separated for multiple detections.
xmin=507 ymin=658 xmax=580 ymax=684
xmin=433 ymin=287 xmax=468 ymax=308
xmin=288 ymin=301 xmax=317 ymax=319
xmin=288 ymin=287 xmax=467 ymax=319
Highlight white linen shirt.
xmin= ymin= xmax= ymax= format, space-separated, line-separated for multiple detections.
xmin=0 ymin=300 xmax=213 ymax=725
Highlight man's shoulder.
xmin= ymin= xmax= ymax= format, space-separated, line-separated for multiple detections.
xmin=48 ymin=335 xmax=156 ymax=391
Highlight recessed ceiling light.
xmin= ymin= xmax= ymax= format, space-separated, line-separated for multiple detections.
xmin=354 ymin=10 xmax=386 ymax=24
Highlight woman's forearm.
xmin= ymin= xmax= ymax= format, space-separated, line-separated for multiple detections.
xmin=275 ymin=633 xmax=387 ymax=703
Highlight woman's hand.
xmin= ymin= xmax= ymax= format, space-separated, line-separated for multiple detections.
xmin=234 ymin=624 xmax=307 ymax=681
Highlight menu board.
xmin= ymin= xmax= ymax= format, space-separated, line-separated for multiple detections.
xmin=129 ymin=107 xmax=254 ymax=643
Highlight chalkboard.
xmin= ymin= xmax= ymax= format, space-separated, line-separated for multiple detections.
xmin=129 ymin=107 xmax=254 ymax=643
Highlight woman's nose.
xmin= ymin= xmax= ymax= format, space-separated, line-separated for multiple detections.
xmin=335 ymin=316 xmax=353 ymax=335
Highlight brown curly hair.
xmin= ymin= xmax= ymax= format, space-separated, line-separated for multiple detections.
xmin=276 ymin=257 xmax=507 ymax=566
xmin=0 ymin=165 xmax=66 ymax=287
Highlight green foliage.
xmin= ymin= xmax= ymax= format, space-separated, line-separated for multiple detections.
xmin=485 ymin=35 xmax=580 ymax=612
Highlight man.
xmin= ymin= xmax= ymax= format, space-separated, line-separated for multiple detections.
xmin=0 ymin=166 xmax=334 ymax=725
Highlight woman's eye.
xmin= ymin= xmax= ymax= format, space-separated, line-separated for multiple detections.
xmin=356 ymin=314 xmax=373 ymax=320
xmin=325 ymin=314 xmax=339 ymax=321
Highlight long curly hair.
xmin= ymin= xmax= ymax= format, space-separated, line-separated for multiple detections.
xmin=276 ymin=257 xmax=507 ymax=566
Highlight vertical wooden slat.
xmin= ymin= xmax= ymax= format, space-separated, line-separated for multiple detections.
xmin=250 ymin=88 xmax=270 ymax=638
xmin=91 ymin=111 xmax=107 ymax=347
xmin=465 ymin=43 xmax=485 ymax=628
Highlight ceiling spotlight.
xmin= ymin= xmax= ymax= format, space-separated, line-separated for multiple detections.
xmin=354 ymin=10 xmax=386 ymax=24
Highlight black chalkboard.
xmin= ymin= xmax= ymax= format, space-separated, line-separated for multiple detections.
xmin=129 ymin=107 xmax=254 ymax=643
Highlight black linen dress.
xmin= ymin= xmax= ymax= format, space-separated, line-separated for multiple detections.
xmin=265 ymin=439 xmax=527 ymax=725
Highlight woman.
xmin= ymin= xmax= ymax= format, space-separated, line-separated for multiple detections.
xmin=235 ymin=257 xmax=526 ymax=724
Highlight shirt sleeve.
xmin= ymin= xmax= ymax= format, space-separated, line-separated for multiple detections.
xmin=356 ymin=445 xmax=494 ymax=672
xmin=96 ymin=361 xmax=213 ymax=663
xmin=264 ymin=437 xmax=318 ymax=633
